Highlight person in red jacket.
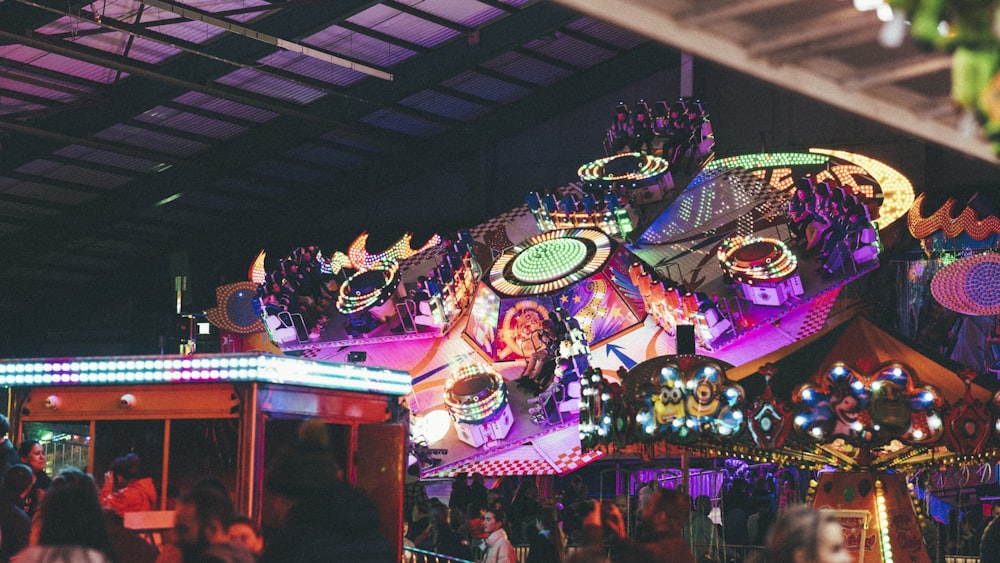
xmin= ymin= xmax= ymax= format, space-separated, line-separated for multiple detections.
xmin=99 ymin=453 xmax=158 ymax=516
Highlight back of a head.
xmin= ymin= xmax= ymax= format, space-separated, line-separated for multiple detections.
xmin=39 ymin=469 xmax=115 ymax=556
xmin=183 ymin=487 xmax=237 ymax=531
xmin=3 ymin=464 xmax=33 ymax=495
xmin=0 ymin=414 xmax=10 ymax=438
xmin=767 ymin=504 xmax=832 ymax=563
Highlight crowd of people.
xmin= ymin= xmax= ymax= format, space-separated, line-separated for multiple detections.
xmin=399 ymin=467 xmax=863 ymax=563
xmin=0 ymin=415 xmax=395 ymax=563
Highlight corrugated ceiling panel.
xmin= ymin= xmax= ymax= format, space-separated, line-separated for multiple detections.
xmin=173 ymin=92 xmax=279 ymax=124
xmin=289 ymin=144 xmax=363 ymax=170
xmin=0 ymin=79 xmax=77 ymax=103
xmin=480 ymin=52 xmax=570 ymax=86
xmin=94 ymin=124 xmax=208 ymax=157
xmin=399 ymin=90 xmax=487 ymax=122
xmin=319 ymin=130 xmax=383 ymax=153
xmin=247 ymin=160 xmax=327 ymax=183
xmin=0 ymin=100 xmax=46 ymax=116
xmin=16 ymin=160 xmax=130 ymax=189
xmin=525 ymin=34 xmax=615 ymax=68
xmin=0 ymin=45 xmax=123 ymax=84
xmin=185 ymin=0 xmax=271 ymax=23
xmin=349 ymin=5 xmax=460 ymax=49
xmin=0 ymin=198 xmax=59 ymax=217
xmin=441 ymin=70 xmax=531 ymax=104
xmin=359 ymin=108 xmax=445 ymax=137
xmin=35 ymin=16 xmax=100 ymax=35
xmin=260 ymin=51 xmax=366 ymax=88
xmin=215 ymin=68 xmax=327 ymax=105
xmin=69 ymin=33 xmax=181 ymax=65
xmin=137 ymin=106 xmax=248 ymax=140
xmin=55 ymin=146 xmax=162 ymax=174
xmin=152 ymin=20 xmax=227 ymax=44
xmin=3 ymin=180 xmax=98 ymax=205
xmin=304 ymin=26 xmax=416 ymax=67
xmin=396 ymin=0 xmax=503 ymax=28
xmin=566 ymin=18 xmax=647 ymax=50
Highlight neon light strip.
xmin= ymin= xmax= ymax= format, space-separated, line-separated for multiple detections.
xmin=577 ymin=152 xmax=670 ymax=182
xmin=0 ymin=353 xmax=411 ymax=396
xmin=489 ymin=229 xmax=612 ymax=296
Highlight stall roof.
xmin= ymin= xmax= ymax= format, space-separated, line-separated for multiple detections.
xmin=728 ymin=315 xmax=992 ymax=404
xmin=0 ymin=352 xmax=412 ymax=395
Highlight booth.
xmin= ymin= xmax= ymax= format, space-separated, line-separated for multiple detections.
xmin=0 ymin=353 xmax=411 ymax=557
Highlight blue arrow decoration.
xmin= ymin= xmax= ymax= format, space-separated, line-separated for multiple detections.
xmin=604 ymin=343 xmax=637 ymax=370
xmin=414 ymin=353 xmax=475 ymax=384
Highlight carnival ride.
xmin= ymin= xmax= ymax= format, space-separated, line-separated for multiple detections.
xmin=206 ymin=95 xmax=926 ymax=484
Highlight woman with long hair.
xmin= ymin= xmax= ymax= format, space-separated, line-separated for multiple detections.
xmin=15 ymin=468 xmax=117 ymax=562
xmin=527 ymin=506 xmax=565 ymax=563
xmin=766 ymin=505 xmax=850 ymax=563
xmin=17 ymin=440 xmax=51 ymax=518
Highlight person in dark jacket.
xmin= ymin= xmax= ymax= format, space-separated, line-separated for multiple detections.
xmin=261 ymin=419 xmax=393 ymax=563
xmin=526 ymin=506 xmax=564 ymax=563
xmin=0 ymin=464 xmax=33 ymax=561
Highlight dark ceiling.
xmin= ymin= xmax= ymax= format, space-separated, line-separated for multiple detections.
xmin=2 ymin=0 xmax=999 ymax=358
xmin=0 ymin=0 xmax=681 ymax=355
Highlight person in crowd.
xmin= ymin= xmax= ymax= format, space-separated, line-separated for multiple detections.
xmin=561 ymin=475 xmax=590 ymax=540
xmin=403 ymin=464 xmax=429 ymax=525
xmin=0 ymin=464 xmax=33 ymax=561
xmin=15 ymin=468 xmax=117 ymax=563
xmin=0 ymin=416 xmax=19 ymax=478
xmin=449 ymin=472 xmax=472 ymax=527
xmin=638 ymin=487 xmax=694 ymax=563
xmin=406 ymin=501 xmax=432 ymax=550
xmin=526 ymin=506 xmax=564 ymax=563
xmin=510 ymin=479 xmax=541 ymax=544
xmin=980 ymin=508 xmax=1000 ymax=563
xmin=766 ymin=504 xmax=851 ymax=563
xmin=423 ymin=501 xmax=471 ymax=561
xmin=721 ymin=479 xmax=749 ymax=546
xmin=459 ymin=502 xmax=488 ymax=545
xmin=18 ymin=440 xmax=51 ymax=518
xmin=747 ymin=497 xmax=775 ymax=546
xmin=481 ymin=507 xmax=516 ymax=563
xmin=260 ymin=419 xmax=392 ymax=563
xmin=470 ymin=473 xmax=489 ymax=510
xmin=228 ymin=516 xmax=264 ymax=558
xmin=170 ymin=488 xmax=255 ymax=563
xmin=103 ymin=507 xmax=160 ymax=563
xmin=100 ymin=453 xmax=158 ymax=516
xmin=683 ymin=495 xmax=718 ymax=562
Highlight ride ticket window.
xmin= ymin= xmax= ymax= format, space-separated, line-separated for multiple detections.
xmin=167 ymin=419 xmax=240 ymax=501
xmin=93 ymin=420 xmax=165 ymax=500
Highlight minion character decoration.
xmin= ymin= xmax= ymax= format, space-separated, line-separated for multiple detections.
xmin=631 ymin=357 xmax=745 ymax=442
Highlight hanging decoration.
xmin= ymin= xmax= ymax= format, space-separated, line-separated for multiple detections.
xmin=792 ymin=362 xmax=944 ymax=446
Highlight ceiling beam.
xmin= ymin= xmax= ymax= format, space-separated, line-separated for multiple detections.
xmin=552 ymin=0 xmax=999 ymax=164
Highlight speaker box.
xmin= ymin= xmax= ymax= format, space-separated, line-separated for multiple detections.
xmin=677 ymin=324 xmax=696 ymax=355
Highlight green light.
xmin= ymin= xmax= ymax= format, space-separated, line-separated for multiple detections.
xmin=511 ymin=238 xmax=588 ymax=283
xmin=702 ymin=152 xmax=829 ymax=172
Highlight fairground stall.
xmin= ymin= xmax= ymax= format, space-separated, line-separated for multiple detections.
xmin=580 ymin=314 xmax=999 ymax=563
xmin=0 ymin=353 xmax=410 ymax=556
